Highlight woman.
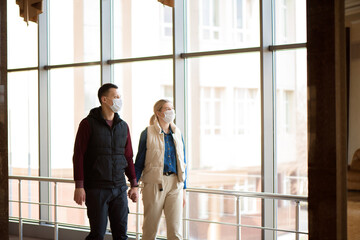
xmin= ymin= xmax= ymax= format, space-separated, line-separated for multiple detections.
xmin=134 ymin=99 xmax=187 ymax=240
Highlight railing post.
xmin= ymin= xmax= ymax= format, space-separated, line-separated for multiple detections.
xmin=236 ymin=196 xmax=241 ymax=240
xmin=54 ymin=182 xmax=58 ymax=240
xmin=18 ymin=180 xmax=22 ymax=240
xmin=295 ymin=200 xmax=300 ymax=240
xmin=183 ymin=190 xmax=188 ymax=240
xmin=136 ymin=196 xmax=140 ymax=240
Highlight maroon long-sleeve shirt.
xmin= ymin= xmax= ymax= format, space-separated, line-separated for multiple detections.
xmin=73 ymin=118 xmax=137 ymax=188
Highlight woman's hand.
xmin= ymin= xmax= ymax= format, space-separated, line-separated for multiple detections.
xmin=183 ymin=189 xmax=186 ymax=207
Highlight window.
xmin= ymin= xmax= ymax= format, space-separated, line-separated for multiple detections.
xmin=163 ymin=85 xmax=174 ymax=103
xmin=49 ymin=0 xmax=100 ymax=64
xmin=234 ymin=88 xmax=259 ymax=135
xmin=6 ymin=0 xmax=308 ymax=238
xmin=8 ymin=71 xmax=39 ymax=176
xmin=49 ymin=66 xmax=100 ymax=179
xmin=274 ymin=0 xmax=306 ymax=44
xmin=275 ymin=49 xmax=307 ymax=196
xmin=234 ymin=181 xmax=257 ymax=214
xmin=7 ymin=0 xmax=38 ymax=69
xmin=200 ymin=87 xmax=224 ymax=135
xmin=198 ymin=193 xmax=209 ymax=219
xmin=113 ymin=60 xmax=173 ymax=151
xmin=234 ymin=0 xmax=245 ymax=42
xmin=160 ymin=5 xmax=172 ymax=38
xmin=279 ymin=0 xmax=289 ymax=43
xmin=202 ymin=0 xmax=220 ymax=40
xmin=8 ymin=70 xmax=39 ymax=221
xmin=277 ymin=89 xmax=294 ymax=134
xmin=113 ymin=0 xmax=173 ymax=59
xmin=188 ymin=0 xmax=259 ymax=52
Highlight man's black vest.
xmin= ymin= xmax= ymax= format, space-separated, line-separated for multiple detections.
xmin=83 ymin=107 xmax=128 ymax=189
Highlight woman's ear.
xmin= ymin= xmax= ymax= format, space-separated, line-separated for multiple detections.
xmin=155 ymin=111 xmax=162 ymax=119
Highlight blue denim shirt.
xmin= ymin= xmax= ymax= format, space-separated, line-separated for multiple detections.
xmin=163 ymin=128 xmax=177 ymax=174
xmin=134 ymin=127 xmax=187 ymax=189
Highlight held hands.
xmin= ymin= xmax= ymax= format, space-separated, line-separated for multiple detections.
xmin=74 ymin=188 xmax=86 ymax=205
xmin=128 ymin=187 xmax=139 ymax=203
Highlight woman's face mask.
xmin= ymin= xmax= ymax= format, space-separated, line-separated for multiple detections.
xmin=162 ymin=109 xmax=175 ymax=123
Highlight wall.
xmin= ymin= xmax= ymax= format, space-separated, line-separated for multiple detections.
xmin=348 ymin=13 xmax=360 ymax=164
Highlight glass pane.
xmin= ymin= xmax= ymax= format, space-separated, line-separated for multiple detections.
xmin=49 ymin=0 xmax=100 ymax=64
xmin=275 ymin=49 xmax=307 ymax=195
xmin=113 ymin=0 xmax=173 ymax=59
xmin=9 ymin=180 xmax=18 ymax=218
xmin=56 ymin=182 xmax=89 ymax=226
xmin=187 ymin=0 xmax=260 ymax=52
xmin=277 ymin=232 xmax=308 ymax=240
xmin=274 ymin=0 xmax=306 ymax=44
xmin=187 ymin=53 xmax=261 ymax=191
xmin=8 ymin=71 xmax=39 ymax=176
xmin=7 ymin=0 xmax=38 ymax=69
xmin=187 ymin=193 xmax=262 ymax=240
xmin=9 ymin=180 xmax=39 ymax=220
xmin=50 ymin=66 xmax=100 ymax=178
xmin=113 ymin=60 xmax=173 ymax=151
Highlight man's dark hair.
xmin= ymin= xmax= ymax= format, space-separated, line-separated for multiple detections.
xmin=98 ymin=83 xmax=118 ymax=104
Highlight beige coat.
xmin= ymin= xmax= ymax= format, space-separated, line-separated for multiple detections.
xmin=141 ymin=120 xmax=186 ymax=184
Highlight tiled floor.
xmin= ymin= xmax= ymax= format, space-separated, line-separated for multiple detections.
xmin=9 ymin=236 xmax=48 ymax=240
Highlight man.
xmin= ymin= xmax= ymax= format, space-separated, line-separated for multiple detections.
xmin=73 ymin=83 xmax=139 ymax=240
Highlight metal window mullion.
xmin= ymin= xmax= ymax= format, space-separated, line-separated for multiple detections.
xmin=237 ymin=196 xmax=242 ymax=240
xmin=19 ymin=180 xmax=23 ymax=240
xmin=173 ymin=0 xmax=186 ymax=131
xmin=38 ymin=0 xmax=50 ymax=223
xmin=100 ymin=0 xmax=112 ymax=84
xmin=173 ymin=0 xmax=186 ymax=132
xmin=260 ymin=0 xmax=276 ymax=240
xmin=54 ymin=182 xmax=58 ymax=240
xmin=173 ymin=0 xmax=186 ymax=238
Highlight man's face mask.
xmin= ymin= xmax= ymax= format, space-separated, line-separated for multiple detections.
xmin=109 ymin=98 xmax=123 ymax=113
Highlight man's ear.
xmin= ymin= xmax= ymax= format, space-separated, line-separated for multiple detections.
xmin=101 ymin=96 xmax=107 ymax=104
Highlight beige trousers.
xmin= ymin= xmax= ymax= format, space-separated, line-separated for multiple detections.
xmin=141 ymin=174 xmax=183 ymax=240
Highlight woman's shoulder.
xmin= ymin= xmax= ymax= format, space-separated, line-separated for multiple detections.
xmin=170 ymin=123 xmax=182 ymax=135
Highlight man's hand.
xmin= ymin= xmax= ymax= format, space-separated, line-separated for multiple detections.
xmin=74 ymin=188 xmax=86 ymax=205
xmin=128 ymin=187 xmax=139 ymax=203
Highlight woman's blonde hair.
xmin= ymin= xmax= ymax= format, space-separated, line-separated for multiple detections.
xmin=149 ymin=99 xmax=171 ymax=125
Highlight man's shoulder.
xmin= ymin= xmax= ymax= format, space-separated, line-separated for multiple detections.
xmin=116 ymin=117 xmax=128 ymax=128
xmin=79 ymin=118 xmax=90 ymax=127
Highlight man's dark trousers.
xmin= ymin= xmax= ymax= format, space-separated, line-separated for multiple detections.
xmin=85 ymin=186 xmax=129 ymax=240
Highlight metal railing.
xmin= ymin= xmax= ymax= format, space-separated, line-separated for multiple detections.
xmin=9 ymin=175 xmax=308 ymax=240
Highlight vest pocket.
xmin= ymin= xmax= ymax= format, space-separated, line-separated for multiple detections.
xmin=114 ymin=155 xmax=128 ymax=178
xmin=92 ymin=156 xmax=112 ymax=181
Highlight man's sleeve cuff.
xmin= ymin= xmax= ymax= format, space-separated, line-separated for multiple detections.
xmin=130 ymin=179 xmax=138 ymax=188
xmin=75 ymin=180 xmax=84 ymax=188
